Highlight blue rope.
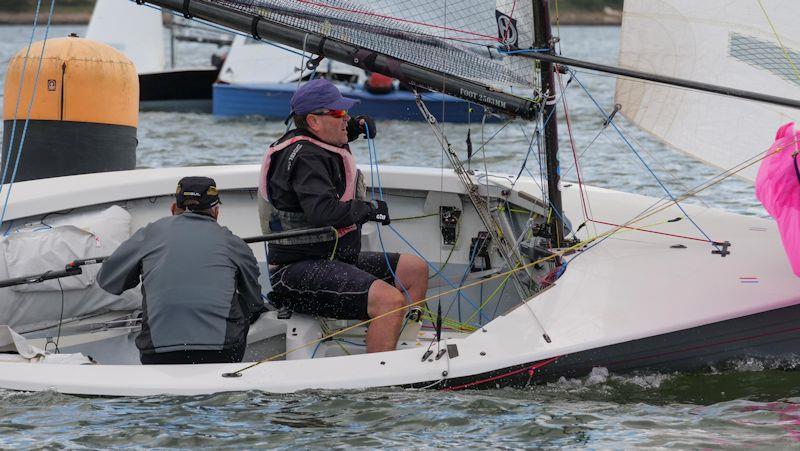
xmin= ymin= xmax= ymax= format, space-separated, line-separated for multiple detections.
xmin=364 ymin=123 xmax=411 ymax=302
xmin=569 ymin=71 xmax=719 ymax=250
xmin=0 ymin=0 xmax=56 ymax=228
xmin=333 ymin=338 xmax=366 ymax=347
xmin=443 ymin=230 xmax=486 ymax=324
xmin=310 ymin=341 xmax=322 ymax=358
xmin=386 ymin=223 xmax=484 ymax=313
xmin=362 ymin=124 xmax=484 ymax=314
xmin=497 ymin=48 xmax=552 ymax=55
xmin=524 ymin=167 xmax=571 ymax=234
xmin=514 ymin=124 xmax=546 ymax=202
xmin=1 ymin=0 xmax=44 ymax=193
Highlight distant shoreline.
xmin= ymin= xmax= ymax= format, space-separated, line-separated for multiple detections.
xmin=0 ymin=12 xmax=90 ymax=25
xmin=0 ymin=10 xmax=622 ymax=26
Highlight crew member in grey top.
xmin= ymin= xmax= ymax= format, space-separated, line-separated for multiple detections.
xmin=97 ymin=176 xmax=265 ymax=364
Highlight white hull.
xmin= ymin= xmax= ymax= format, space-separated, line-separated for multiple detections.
xmin=0 ymin=165 xmax=798 ymax=396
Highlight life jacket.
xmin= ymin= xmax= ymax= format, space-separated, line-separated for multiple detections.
xmin=364 ymin=73 xmax=394 ymax=95
xmin=258 ymin=134 xmax=362 ymax=246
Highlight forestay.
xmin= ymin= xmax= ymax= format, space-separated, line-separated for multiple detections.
xmin=213 ymin=0 xmax=539 ymax=97
xmin=616 ymin=0 xmax=800 ymax=182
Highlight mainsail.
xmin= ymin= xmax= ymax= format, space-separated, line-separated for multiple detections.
xmin=86 ymin=0 xmax=166 ymax=74
xmin=616 ymin=0 xmax=800 ymax=182
xmin=143 ymin=0 xmax=542 ymax=117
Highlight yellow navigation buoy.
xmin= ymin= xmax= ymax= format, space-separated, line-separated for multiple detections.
xmin=2 ymin=34 xmax=138 ymax=182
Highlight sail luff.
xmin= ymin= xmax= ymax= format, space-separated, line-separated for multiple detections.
xmin=140 ymin=0 xmax=539 ymax=119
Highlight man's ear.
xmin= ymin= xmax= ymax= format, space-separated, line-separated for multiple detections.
xmin=306 ymin=114 xmax=321 ymax=132
xmin=170 ymin=202 xmax=178 ymax=216
xmin=211 ymin=205 xmax=220 ymax=220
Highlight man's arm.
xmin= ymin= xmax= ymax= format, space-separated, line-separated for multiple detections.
xmin=230 ymin=237 xmax=266 ymax=324
xmin=96 ymin=226 xmax=147 ymax=295
xmin=291 ymin=152 xmax=373 ymax=227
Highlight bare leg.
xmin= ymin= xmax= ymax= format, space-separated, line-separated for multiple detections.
xmin=393 ymin=254 xmax=429 ymax=304
xmin=366 ymin=280 xmax=406 ymax=353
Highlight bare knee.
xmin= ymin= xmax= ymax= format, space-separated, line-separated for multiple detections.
xmin=400 ymin=254 xmax=428 ymax=278
xmin=396 ymin=254 xmax=428 ymax=297
xmin=367 ymin=280 xmax=406 ymax=318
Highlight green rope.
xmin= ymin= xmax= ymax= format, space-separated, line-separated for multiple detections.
xmin=329 ymin=231 xmax=339 ymax=261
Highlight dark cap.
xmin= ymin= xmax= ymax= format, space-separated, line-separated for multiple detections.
xmin=290 ymin=79 xmax=360 ymax=116
xmin=175 ymin=176 xmax=220 ymax=211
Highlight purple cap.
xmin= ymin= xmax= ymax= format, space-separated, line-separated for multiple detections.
xmin=290 ymin=79 xmax=359 ymax=115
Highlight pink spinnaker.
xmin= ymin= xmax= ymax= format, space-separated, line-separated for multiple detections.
xmin=755 ymin=122 xmax=800 ymax=276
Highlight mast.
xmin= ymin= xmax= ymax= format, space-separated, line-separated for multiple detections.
xmin=532 ymin=0 xmax=563 ymax=247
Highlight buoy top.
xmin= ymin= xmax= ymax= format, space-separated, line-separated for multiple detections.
xmin=3 ymin=37 xmax=139 ymax=127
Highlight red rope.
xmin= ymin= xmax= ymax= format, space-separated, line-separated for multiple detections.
xmin=442 ymin=356 xmax=560 ymax=391
xmin=556 ymin=70 xmax=590 ymax=222
xmin=295 ymin=0 xmax=499 ymax=42
xmin=501 ymin=0 xmax=519 ymax=45
xmin=589 ymin=219 xmax=713 ymax=244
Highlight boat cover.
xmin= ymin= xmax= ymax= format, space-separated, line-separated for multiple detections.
xmin=0 ymin=325 xmax=93 ymax=364
xmin=0 ymin=205 xmax=141 ymax=329
xmin=756 ymin=122 xmax=800 ymax=276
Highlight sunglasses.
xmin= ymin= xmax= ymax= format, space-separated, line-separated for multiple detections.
xmin=309 ymin=109 xmax=349 ymax=119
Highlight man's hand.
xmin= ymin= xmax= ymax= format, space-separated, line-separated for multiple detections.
xmin=367 ymin=199 xmax=391 ymax=225
xmin=347 ymin=115 xmax=377 ymax=141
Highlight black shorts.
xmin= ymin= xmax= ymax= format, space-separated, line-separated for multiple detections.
xmin=268 ymin=251 xmax=401 ymax=320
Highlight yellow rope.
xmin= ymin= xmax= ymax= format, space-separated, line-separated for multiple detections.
xmin=229 ymin=137 xmax=793 ymax=376
xmin=463 ymin=265 xmax=515 ymax=326
xmin=757 ymin=0 xmax=800 ymax=84
xmin=230 ymin=237 xmax=589 ymax=375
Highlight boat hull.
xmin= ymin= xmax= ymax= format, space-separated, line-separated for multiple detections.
xmin=139 ymin=67 xmax=219 ymax=112
xmin=213 ymin=82 xmax=495 ymax=123
xmin=1 ymin=165 xmax=799 ymax=396
xmin=435 ymin=301 xmax=800 ymax=390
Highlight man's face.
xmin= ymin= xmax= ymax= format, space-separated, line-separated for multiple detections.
xmin=307 ymin=109 xmax=350 ymax=146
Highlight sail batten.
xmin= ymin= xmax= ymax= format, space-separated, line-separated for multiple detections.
xmin=142 ymin=0 xmax=541 ymax=118
xmin=616 ymin=0 xmax=800 ymax=182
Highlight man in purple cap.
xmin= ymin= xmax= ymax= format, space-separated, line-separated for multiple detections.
xmin=258 ymin=79 xmax=428 ymax=353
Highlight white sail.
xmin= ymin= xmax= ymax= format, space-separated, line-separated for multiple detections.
xmin=218 ymin=36 xmax=362 ymax=84
xmin=616 ymin=0 xmax=800 ymax=182
xmin=86 ymin=0 xmax=165 ymax=74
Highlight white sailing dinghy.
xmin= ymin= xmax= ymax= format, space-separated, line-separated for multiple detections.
xmin=1 ymin=0 xmax=799 ymax=397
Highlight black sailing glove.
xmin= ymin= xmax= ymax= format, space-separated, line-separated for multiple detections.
xmin=347 ymin=115 xmax=377 ymax=141
xmin=367 ymin=199 xmax=391 ymax=225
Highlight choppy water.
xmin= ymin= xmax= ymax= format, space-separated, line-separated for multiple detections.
xmin=0 ymin=22 xmax=792 ymax=449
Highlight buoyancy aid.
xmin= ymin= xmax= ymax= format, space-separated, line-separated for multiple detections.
xmin=258 ymin=134 xmax=364 ymax=246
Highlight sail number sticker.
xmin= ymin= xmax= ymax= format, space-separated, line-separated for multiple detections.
xmin=495 ymin=11 xmax=519 ymax=50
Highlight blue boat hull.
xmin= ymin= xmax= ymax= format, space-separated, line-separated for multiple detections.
xmin=213 ymin=82 xmax=496 ymax=123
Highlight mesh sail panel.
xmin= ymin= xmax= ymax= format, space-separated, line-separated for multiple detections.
xmin=616 ymin=0 xmax=800 ymax=182
xmin=213 ymin=0 xmax=539 ymax=96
